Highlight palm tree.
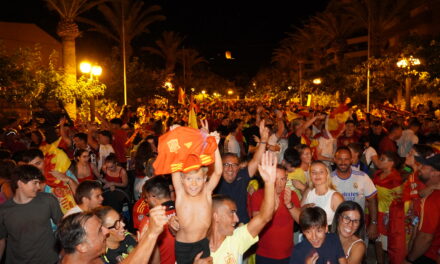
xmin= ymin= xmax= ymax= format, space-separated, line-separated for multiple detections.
xmin=310 ymin=11 xmax=358 ymax=64
xmin=45 ymin=0 xmax=107 ymax=116
xmin=178 ymin=48 xmax=207 ymax=88
xmin=342 ymin=0 xmax=413 ymax=57
xmin=143 ymin=31 xmax=184 ymax=76
xmin=77 ymin=0 xmax=166 ymax=59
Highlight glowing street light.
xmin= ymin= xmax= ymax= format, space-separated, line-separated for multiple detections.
xmin=80 ymin=61 xmax=102 ymax=79
xmin=227 ymin=90 xmax=233 ymax=95
xmin=313 ymin=78 xmax=322 ymax=85
xmin=397 ymin=56 xmax=421 ymax=111
xmin=79 ymin=61 xmax=103 ymax=122
xmin=201 ymin=90 xmax=206 ymax=94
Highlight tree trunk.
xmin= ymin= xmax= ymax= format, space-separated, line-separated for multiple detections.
xmin=58 ymin=20 xmax=79 ymax=119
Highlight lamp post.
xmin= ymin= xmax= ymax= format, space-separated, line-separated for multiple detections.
xmin=397 ymin=56 xmax=420 ymax=111
xmin=80 ymin=61 xmax=102 ymax=121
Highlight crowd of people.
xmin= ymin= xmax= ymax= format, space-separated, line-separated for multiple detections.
xmin=0 ymin=99 xmax=439 ymax=264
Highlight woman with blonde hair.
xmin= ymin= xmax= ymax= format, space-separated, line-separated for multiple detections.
xmin=302 ymin=160 xmax=344 ymax=226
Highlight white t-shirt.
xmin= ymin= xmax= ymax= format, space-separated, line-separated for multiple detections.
xmin=211 ymin=224 xmax=258 ymax=264
xmin=225 ymin=134 xmax=240 ymax=157
xmin=317 ymin=136 xmax=337 ymax=166
xmin=397 ymin=129 xmax=419 ymax=158
xmin=98 ymin=144 xmax=115 ymax=171
xmin=331 ymin=169 xmax=377 ymax=210
xmin=363 ymin=146 xmax=378 ymax=168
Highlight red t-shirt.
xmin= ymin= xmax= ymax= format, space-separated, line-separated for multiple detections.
xmin=132 ymin=199 xmax=149 ymax=229
xmin=250 ymin=189 xmax=300 ymax=259
xmin=378 ymin=136 xmax=397 ymax=155
xmin=139 ymin=202 xmax=176 ymax=264
xmin=419 ymin=190 xmax=440 ymax=260
xmin=112 ymin=129 xmax=128 ymax=163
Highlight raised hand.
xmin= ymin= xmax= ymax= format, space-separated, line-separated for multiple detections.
xmin=258 ymin=120 xmax=269 ymax=142
xmin=200 ymin=119 xmax=209 ymax=133
xmin=144 ymin=205 xmax=168 ymax=238
xmin=258 ymin=151 xmax=277 ymax=184
xmin=209 ymin=131 xmax=221 ymax=144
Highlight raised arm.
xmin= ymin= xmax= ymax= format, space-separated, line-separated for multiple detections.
xmin=122 ymin=206 xmax=168 ymax=264
xmin=172 ymin=172 xmax=183 ymax=197
xmin=247 ymin=151 xmax=277 ymax=238
xmin=87 ymin=122 xmax=99 ymax=151
xmin=248 ymin=120 xmax=269 ymax=177
xmin=59 ymin=117 xmax=72 ymax=147
xmin=207 ymin=131 xmax=222 ymax=192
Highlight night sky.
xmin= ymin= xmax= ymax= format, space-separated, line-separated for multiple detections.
xmin=0 ymin=0 xmax=329 ymax=79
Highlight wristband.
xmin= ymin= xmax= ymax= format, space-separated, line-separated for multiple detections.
xmin=260 ymin=142 xmax=267 ymax=144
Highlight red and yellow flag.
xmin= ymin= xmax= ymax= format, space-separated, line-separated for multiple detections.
xmin=325 ymin=103 xmax=351 ymax=138
xmin=178 ymin=87 xmax=186 ymax=105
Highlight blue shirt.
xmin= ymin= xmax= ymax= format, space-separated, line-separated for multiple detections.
xmin=215 ymin=167 xmax=251 ymax=224
xmin=290 ymin=233 xmax=345 ymax=264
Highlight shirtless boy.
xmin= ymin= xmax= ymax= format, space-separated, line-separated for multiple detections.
xmin=172 ymin=123 xmax=222 ymax=264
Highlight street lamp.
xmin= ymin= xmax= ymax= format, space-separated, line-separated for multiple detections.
xmin=397 ymin=56 xmax=421 ymax=111
xmin=80 ymin=61 xmax=102 ymax=121
xmin=312 ymin=78 xmax=322 ymax=85
xmin=227 ymin=89 xmax=233 ymax=95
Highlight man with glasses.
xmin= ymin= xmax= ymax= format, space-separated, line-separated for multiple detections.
xmin=215 ymin=121 xmax=269 ymax=224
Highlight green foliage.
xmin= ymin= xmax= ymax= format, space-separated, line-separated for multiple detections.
xmin=0 ymin=45 xmax=106 ymax=109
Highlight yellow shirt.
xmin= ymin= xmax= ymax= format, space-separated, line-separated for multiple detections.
xmin=286 ymin=168 xmax=307 ymax=199
xmin=211 ymin=224 xmax=258 ymax=264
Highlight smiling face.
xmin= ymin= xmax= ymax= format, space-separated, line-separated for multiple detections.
xmin=215 ymin=200 xmax=239 ymax=236
xmin=303 ymin=225 xmax=328 ymax=248
xmin=300 ymin=147 xmax=312 ymax=165
xmin=310 ymin=163 xmax=329 ymax=187
xmin=104 ymin=210 xmax=126 ymax=243
xmin=83 ymin=216 xmax=109 ymax=256
xmin=335 ymin=149 xmax=352 ymax=173
xmin=222 ymin=156 xmax=240 ymax=183
xmin=181 ymin=169 xmax=206 ymax=197
xmin=338 ymin=210 xmax=361 ymax=239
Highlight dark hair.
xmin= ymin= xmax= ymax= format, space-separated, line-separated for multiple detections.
xmin=381 ymin=151 xmax=401 ymax=169
xmin=222 ymin=152 xmax=239 ymax=160
xmin=283 ymin=148 xmax=301 ymax=168
xmin=104 ymin=153 xmax=118 ymax=164
xmin=409 ymin=119 xmax=421 ymax=128
xmin=228 ymin=122 xmax=238 ymax=134
xmin=21 ymin=148 xmax=44 ymax=163
xmin=345 ymin=120 xmax=355 ymax=125
xmin=92 ymin=206 xmax=116 ymax=226
xmin=74 ymin=180 xmax=102 ymax=205
xmin=389 ymin=123 xmax=402 ymax=133
xmin=56 ymin=212 xmax=95 ymax=254
xmin=412 ymin=144 xmax=435 ymax=158
xmin=299 ymin=207 xmax=327 ymax=230
xmin=335 ymin=146 xmax=351 ymax=156
xmin=212 ymin=194 xmax=235 ymax=209
xmin=31 ymin=130 xmax=44 ymax=146
xmin=73 ymin=133 xmax=88 ymax=143
xmin=347 ymin=143 xmax=363 ymax=159
xmin=0 ymin=159 xmax=16 ymax=180
xmin=10 ymin=165 xmax=45 ymax=192
xmin=372 ymin=120 xmax=382 ymax=127
xmin=143 ymin=176 xmax=171 ymax=199
xmin=135 ymin=141 xmax=155 ymax=176
xmin=98 ymin=130 xmax=112 ymax=143
xmin=0 ymin=149 xmax=12 ymax=160
xmin=331 ymin=201 xmax=365 ymax=238
xmin=110 ymin=118 xmax=123 ymax=127
xmin=74 ymin=149 xmax=88 ymax=161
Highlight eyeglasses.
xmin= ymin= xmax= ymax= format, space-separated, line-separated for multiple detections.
xmin=107 ymin=217 xmax=123 ymax=230
xmin=223 ymin=163 xmax=239 ymax=168
xmin=341 ymin=215 xmax=360 ymax=226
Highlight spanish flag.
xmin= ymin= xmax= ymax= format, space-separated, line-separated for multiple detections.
xmin=325 ymin=103 xmax=351 ymax=138
xmin=178 ymin=87 xmax=186 ymax=105
xmin=188 ymin=95 xmax=198 ymax=129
